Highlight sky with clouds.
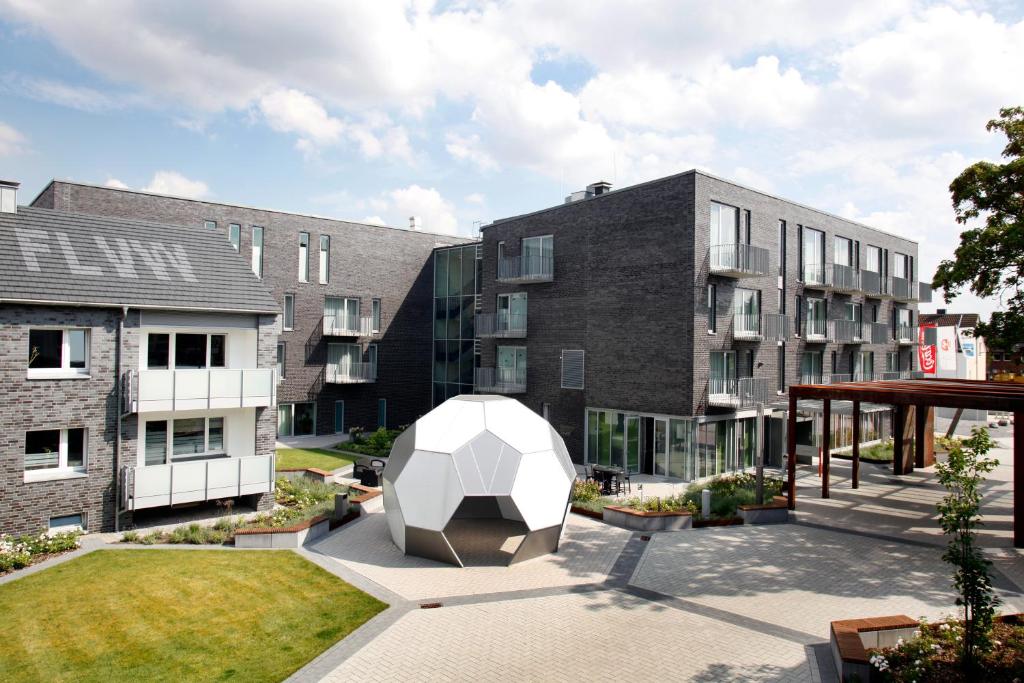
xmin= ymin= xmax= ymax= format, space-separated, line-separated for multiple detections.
xmin=0 ymin=0 xmax=1022 ymax=317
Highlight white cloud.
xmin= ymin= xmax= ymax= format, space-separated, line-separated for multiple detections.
xmin=388 ymin=184 xmax=458 ymax=235
xmin=259 ymin=88 xmax=344 ymax=146
xmin=464 ymin=192 xmax=485 ymax=205
xmin=142 ymin=171 xmax=209 ymax=199
xmin=446 ymin=132 xmax=498 ymax=171
xmin=104 ymin=178 xmax=129 ymax=189
xmin=362 ymin=215 xmax=387 ymax=226
xmin=0 ymin=121 xmax=27 ymax=156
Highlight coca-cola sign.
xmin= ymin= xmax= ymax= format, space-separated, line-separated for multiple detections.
xmin=919 ymin=324 xmax=936 ymax=374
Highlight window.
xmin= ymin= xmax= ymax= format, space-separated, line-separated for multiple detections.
xmin=210 ymin=335 xmax=225 ymax=367
xmin=228 ymin=223 xmax=240 ymax=251
xmin=49 ymin=514 xmax=84 ymax=532
xmin=145 ymin=421 xmax=167 ymax=465
xmin=778 ymin=220 xmax=787 ymax=313
xmin=734 ymin=288 xmax=760 ymax=334
xmin=742 ymin=210 xmax=752 ymax=243
xmin=801 ymin=226 xmax=825 ymax=284
xmin=805 ymin=297 xmax=827 ymax=337
xmin=0 ymin=184 xmax=15 ymax=213
xmin=319 ymin=235 xmax=330 ymax=284
xmin=147 ymin=333 xmax=170 ymax=369
xmin=800 ymin=351 xmax=823 ymax=384
xmin=707 ymin=284 xmax=717 ymax=333
xmin=148 ymin=333 xmax=224 ymax=369
xmin=251 ymin=226 xmax=264 ymax=278
xmin=24 ymin=428 xmax=87 ymax=478
xmin=173 ymin=418 xmax=206 ymax=456
xmin=298 ymin=232 xmax=309 ymax=282
xmin=367 ymin=344 xmax=378 ymax=376
xmin=497 ymin=345 xmax=527 ymax=385
xmin=710 ymin=201 xmax=739 ymax=246
xmin=561 ymin=349 xmax=585 ymax=389
xmin=845 ymin=302 xmax=862 ymax=324
xmin=371 ymin=298 xmax=382 ymax=333
xmin=175 ymin=334 xmax=207 ymax=369
xmin=497 ymin=292 xmax=527 ymax=333
xmin=27 ymin=328 xmax=89 ymax=376
xmin=887 ymin=352 xmax=899 ymax=373
xmin=204 ymin=220 xmax=217 ymax=231
xmin=378 ymin=398 xmax=387 ymax=429
xmin=795 ymin=295 xmax=803 ymax=334
xmin=834 ymin=236 xmax=853 ymax=267
xmin=777 ymin=343 xmax=786 ymax=392
xmin=276 ymin=342 xmax=286 ymax=380
xmin=278 ymin=402 xmax=315 ymax=437
xmin=858 ymin=351 xmax=875 ymax=381
xmin=497 ymin=241 xmax=505 ymax=262
xmin=143 ymin=417 xmax=225 ymax=463
xmin=894 ymin=252 xmax=912 ymax=281
xmin=521 ymin=235 xmax=553 ymax=278
xmin=709 ymin=351 xmax=736 ymax=394
xmin=325 ymin=296 xmax=359 ymax=333
xmin=283 ymin=294 xmax=295 ymax=331
xmin=864 ymin=245 xmax=881 ymax=273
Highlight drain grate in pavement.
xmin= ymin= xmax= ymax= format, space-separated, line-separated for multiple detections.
xmin=420 ymin=602 xmax=443 ymax=609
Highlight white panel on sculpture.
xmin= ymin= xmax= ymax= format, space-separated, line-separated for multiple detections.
xmin=412 ymin=397 xmax=486 ymax=454
xmin=384 ymin=425 xmax=417 ymax=485
xmin=490 ymin=443 xmax=523 ymax=495
xmin=393 ymin=450 xmax=463 ymax=532
xmin=382 ymin=482 xmax=406 ymax=552
xmin=547 ymin=425 xmax=577 ymax=482
xmin=510 ymin=450 xmax=574 ymax=530
xmin=467 ymin=430 xmax=512 ymax=493
xmin=451 ymin=442 xmax=486 ymax=494
xmin=482 ymin=399 xmax=556 ymax=455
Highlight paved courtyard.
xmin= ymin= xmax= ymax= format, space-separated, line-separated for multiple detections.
xmin=289 ymin=424 xmax=1024 ymax=682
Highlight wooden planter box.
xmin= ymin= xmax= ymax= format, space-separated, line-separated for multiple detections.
xmin=602 ymin=505 xmax=693 ymax=532
xmin=276 ymin=467 xmax=335 ymax=483
xmin=570 ymin=505 xmax=604 ymax=520
xmin=234 ymin=514 xmax=331 ymax=549
xmin=738 ymin=496 xmax=790 ymax=525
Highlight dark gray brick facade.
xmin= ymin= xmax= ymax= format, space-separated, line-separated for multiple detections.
xmin=33 ymin=181 xmax=473 ymax=435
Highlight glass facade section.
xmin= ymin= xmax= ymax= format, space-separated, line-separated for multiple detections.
xmin=432 ymin=244 xmax=480 ymax=405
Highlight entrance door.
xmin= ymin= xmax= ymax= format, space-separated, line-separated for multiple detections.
xmin=334 ymin=401 xmax=345 ymax=434
xmin=653 ymin=418 xmax=669 ymax=476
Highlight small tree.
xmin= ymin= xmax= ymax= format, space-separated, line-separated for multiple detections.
xmin=934 ymin=427 xmax=1000 ymax=672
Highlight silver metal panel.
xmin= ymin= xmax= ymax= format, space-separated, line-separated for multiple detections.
xmin=142 ymin=310 xmax=258 ymax=329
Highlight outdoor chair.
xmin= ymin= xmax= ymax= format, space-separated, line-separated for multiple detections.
xmin=614 ymin=471 xmax=631 ymax=495
xmin=353 ymin=463 xmax=381 ymax=487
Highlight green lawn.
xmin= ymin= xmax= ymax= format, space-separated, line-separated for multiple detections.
xmin=276 ymin=447 xmax=356 ymax=471
xmin=859 ymin=441 xmax=894 ymax=462
xmin=0 ymin=550 xmax=387 ymax=683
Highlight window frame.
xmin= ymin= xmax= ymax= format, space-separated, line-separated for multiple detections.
xmin=142 ymin=416 xmax=227 ymax=465
xmin=707 ymin=284 xmax=717 ymax=334
xmin=228 ymin=223 xmax=240 ymax=251
xmin=251 ymin=226 xmax=264 ymax=278
xmin=298 ymin=232 xmax=310 ymax=283
xmin=27 ymin=328 xmax=90 ymax=378
xmin=276 ymin=342 xmax=286 ymax=381
xmin=204 ymin=220 xmax=217 ymax=231
xmin=145 ymin=332 xmax=227 ymax=370
xmin=283 ymin=294 xmax=295 ymax=331
xmin=371 ymin=298 xmax=382 ymax=333
xmin=319 ymin=235 xmax=330 ymax=284
xmin=24 ymin=427 xmax=88 ymax=481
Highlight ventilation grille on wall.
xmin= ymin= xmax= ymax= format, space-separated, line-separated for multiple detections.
xmin=561 ymin=350 xmax=585 ymax=390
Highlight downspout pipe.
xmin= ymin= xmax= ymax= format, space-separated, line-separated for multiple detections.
xmin=113 ymin=306 xmax=127 ymax=532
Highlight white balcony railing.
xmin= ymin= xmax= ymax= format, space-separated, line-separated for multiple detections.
xmin=708 ymin=376 xmax=771 ymax=408
xmin=323 ymin=315 xmax=376 ymax=337
xmin=475 ymin=366 xmax=526 ymax=394
xmin=129 ymin=368 xmax=276 ymax=413
xmin=475 ymin=312 xmax=527 ymax=338
xmin=326 ymin=362 xmax=377 ymax=384
xmin=497 ymin=255 xmax=554 ymax=283
xmin=709 ymin=243 xmax=770 ymax=278
xmin=896 ymin=324 xmax=917 ymax=344
xmin=122 ymin=454 xmax=275 ymax=511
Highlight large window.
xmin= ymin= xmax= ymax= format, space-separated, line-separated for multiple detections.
xmin=251 ymin=226 xmax=264 ymax=278
xmin=325 ymin=296 xmax=359 ymax=333
xmin=805 ymin=297 xmax=827 ymax=337
xmin=800 ymin=226 xmax=825 ymax=284
xmin=709 ymin=351 xmax=736 ymax=396
xmin=734 ymin=288 xmax=760 ymax=334
xmin=278 ymin=402 xmax=315 ymax=437
xmin=521 ymin=235 xmax=553 ymax=278
xmin=27 ymin=328 xmax=89 ymax=376
xmin=497 ymin=345 xmax=527 ymax=385
xmin=710 ymin=201 xmax=739 ymax=246
xmin=801 ymin=351 xmax=823 ymax=384
xmin=497 ymin=292 xmax=527 ymax=333
xmin=144 ymin=417 xmax=224 ymax=464
xmin=283 ymin=294 xmax=295 ymax=331
xmin=146 ymin=332 xmax=224 ymax=369
xmin=856 ymin=351 xmax=875 ymax=381
xmin=834 ymin=236 xmax=853 ymax=267
xmin=432 ymin=244 xmax=479 ymax=405
xmin=894 ymin=252 xmax=911 ymax=280
xmin=145 ymin=420 xmax=167 ymax=465
xmin=845 ymin=302 xmax=862 ymax=324
xmin=298 ymin=232 xmax=309 ymax=282
xmin=319 ymin=235 xmax=330 ymax=284
xmin=24 ymin=428 xmax=86 ymax=478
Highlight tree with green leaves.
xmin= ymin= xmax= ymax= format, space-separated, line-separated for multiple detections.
xmin=933 ymin=107 xmax=1024 ymax=345
xmin=935 ymin=427 xmax=1000 ymax=673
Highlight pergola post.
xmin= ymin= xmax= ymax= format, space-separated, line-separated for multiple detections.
xmin=915 ymin=404 xmax=927 ymax=469
xmin=852 ymin=400 xmax=860 ymax=489
xmin=787 ymin=393 xmax=797 ymax=510
xmin=1016 ymin=411 xmax=1023 ymax=548
xmin=822 ymin=398 xmax=831 ymax=498
xmin=893 ymin=404 xmax=908 ymax=476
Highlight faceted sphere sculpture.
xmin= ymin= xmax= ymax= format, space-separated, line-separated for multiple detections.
xmin=382 ymin=395 xmax=576 ymax=567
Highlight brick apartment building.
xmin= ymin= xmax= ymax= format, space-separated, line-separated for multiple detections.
xmin=1 ymin=184 xmax=280 ymax=534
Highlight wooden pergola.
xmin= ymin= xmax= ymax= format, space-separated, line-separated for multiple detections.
xmin=786 ymin=378 xmax=1024 ymax=547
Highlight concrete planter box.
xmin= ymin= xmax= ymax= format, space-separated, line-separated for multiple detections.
xmin=276 ymin=468 xmax=334 ymax=484
xmin=829 ymin=615 xmax=922 ymax=682
xmin=603 ymin=505 xmax=692 ymax=532
xmin=738 ymin=496 xmax=790 ymax=525
xmin=234 ymin=515 xmax=330 ymax=549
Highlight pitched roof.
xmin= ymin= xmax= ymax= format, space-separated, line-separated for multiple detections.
xmin=0 ymin=206 xmax=279 ymax=313
xmin=919 ymin=312 xmax=980 ymax=328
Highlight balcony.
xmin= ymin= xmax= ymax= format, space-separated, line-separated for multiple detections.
xmin=882 ymin=370 xmax=924 ymax=380
xmin=868 ymin=322 xmax=892 ymax=344
xmin=475 ymin=366 xmax=526 ymax=394
xmin=708 ymin=376 xmax=771 ymax=408
xmin=892 ymin=277 xmax=917 ymax=302
xmin=833 ymin=319 xmax=867 ymax=344
xmin=475 ymin=312 xmax=527 ymax=338
xmin=709 ymin=243 xmax=770 ymax=278
xmin=861 ymin=271 xmax=893 ymax=299
xmin=326 ymin=362 xmax=377 ymax=384
xmin=497 ymin=255 xmax=553 ymax=284
xmin=127 ymin=368 xmax=276 ymax=414
xmin=732 ymin=313 xmax=791 ymax=342
xmin=828 ymin=264 xmax=861 ymax=293
xmin=895 ymin=324 xmax=917 ymax=345
xmin=800 ymin=318 xmax=833 ymax=343
xmin=323 ymin=315 xmax=377 ymax=337
xmin=800 ymin=373 xmax=836 ymax=385
xmin=121 ymin=454 xmax=275 ymax=511
xmin=801 ymin=263 xmax=829 ymax=289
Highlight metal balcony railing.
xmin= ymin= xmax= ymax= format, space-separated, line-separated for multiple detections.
xmin=829 ymin=264 xmax=861 ymax=293
xmin=763 ymin=313 xmax=791 ymax=342
xmin=709 ymin=243 xmax=770 ymax=278
xmin=868 ymin=322 xmax=892 ymax=344
xmin=895 ymin=324 xmax=917 ymax=344
xmin=881 ymin=370 xmax=923 ymax=380
xmin=475 ymin=312 xmax=527 ymax=338
xmin=802 ymin=263 xmax=829 ymax=288
xmin=860 ymin=271 xmax=892 ymax=298
xmin=799 ymin=373 xmax=832 ymax=385
xmin=732 ymin=313 xmax=763 ymax=340
xmin=801 ymin=318 xmax=833 ymax=342
xmin=892 ymin=277 xmax=916 ymax=302
xmin=707 ymin=376 xmax=771 ymax=408
xmin=496 ymin=254 xmax=554 ymax=283
xmin=326 ymin=362 xmax=377 ymax=384
xmin=833 ymin=319 xmax=867 ymax=344
xmin=475 ymin=366 xmax=527 ymax=394
xmin=323 ymin=314 xmax=377 ymax=337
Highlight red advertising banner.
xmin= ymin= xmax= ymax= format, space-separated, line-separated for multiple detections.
xmin=919 ymin=323 xmax=936 ymax=374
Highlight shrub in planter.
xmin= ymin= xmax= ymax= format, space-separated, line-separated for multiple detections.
xmin=571 ymin=480 xmax=602 ymax=504
xmin=623 ymin=495 xmax=697 ymax=515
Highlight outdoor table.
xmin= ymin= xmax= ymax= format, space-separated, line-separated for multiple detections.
xmin=591 ymin=465 xmax=623 ymax=495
